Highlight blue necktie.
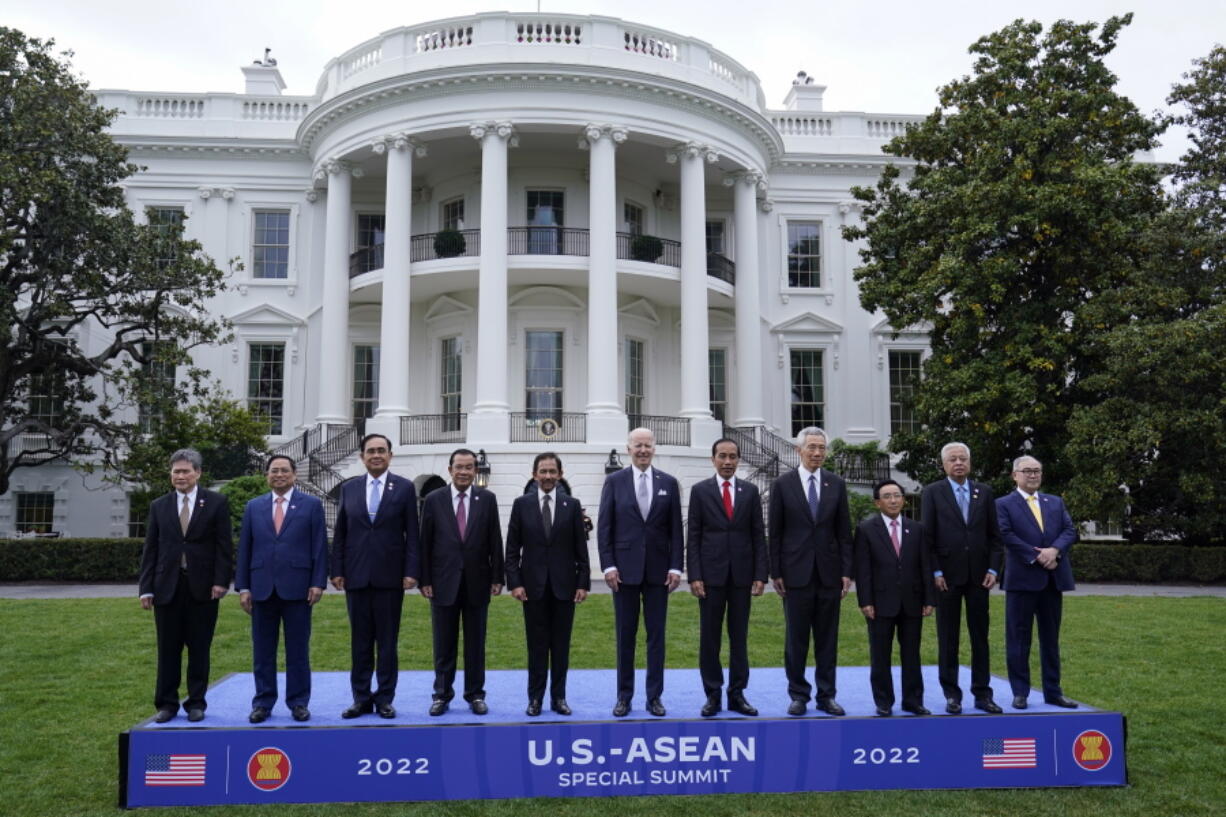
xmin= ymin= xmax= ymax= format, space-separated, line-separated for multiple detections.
xmin=957 ymin=484 xmax=969 ymax=523
xmin=807 ymin=474 xmax=819 ymax=522
xmin=369 ymin=478 xmax=381 ymax=522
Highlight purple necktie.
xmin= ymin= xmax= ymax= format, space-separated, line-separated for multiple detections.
xmin=890 ymin=518 xmax=901 ymax=557
xmin=456 ymin=491 xmax=467 ymax=539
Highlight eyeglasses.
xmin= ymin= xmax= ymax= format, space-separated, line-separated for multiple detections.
xmin=1018 ymin=468 xmax=1042 ymax=476
xmin=877 ymin=492 xmax=904 ymax=500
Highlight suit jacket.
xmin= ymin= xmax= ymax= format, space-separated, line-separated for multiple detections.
xmin=854 ymin=514 xmax=935 ymax=618
xmin=138 ymin=488 xmax=233 ymax=604
xmin=596 ymin=466 xmax=684 ymax=586
xmin=768 ymin=468 xmax=853 ymax=591
xmin=419 ymin=485 xmax=504 ymax=607
xmin=330 ymin=472 xmax=421 ymax=587
xmin=504 ymin=489 xmax=591 ymax=601
xmin=920 ymin=478 xmax=1003 ymax=586
xmin=996 ymin=491 xmax=1077 ymax=592
xmin=235 ymin=490 xmax=328 ymax=601
xmin=686 ymin=477 xmax=767 ymax=587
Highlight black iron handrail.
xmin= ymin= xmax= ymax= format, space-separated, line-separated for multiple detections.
xmin=628 ymin=414 xmax=691 ymax=447
xmin=706 ymin=252 xmax=736 ymax=284
xmin=507 ymin=226 xmax=590 ymax=256
xmin=509 ymin=412 xmax=586 ymax=443
xmin=616 ymin=232 xmax=681 ymax=266
xmin=400 ymin=413 xmax=468 ymax=445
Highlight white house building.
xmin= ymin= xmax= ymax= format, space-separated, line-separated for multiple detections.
xmin=3 ymin=13 xmax=929 ymax=542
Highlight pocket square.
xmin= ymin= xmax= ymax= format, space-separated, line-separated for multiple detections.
xmin=657 ymin=489 xmax=668 ymax=496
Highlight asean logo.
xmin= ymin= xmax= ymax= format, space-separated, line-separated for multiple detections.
xmin=247 ymin=747 xmax=292 ymax=791
xmin=1072 ymin=730 xmax=1112 ymax=771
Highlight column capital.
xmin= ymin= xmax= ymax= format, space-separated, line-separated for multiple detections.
xmin=470 ymin=121 xmax=518 ymax=147
xmin=759 ymin=198 xmax=775 ymax=213
xmin=304 ymin=188 xmax=320 ymax=203
xmin=666 ymin=141 xmax=719 ymax=165
xmin=197 ymin=186 xmax=213 ymax=200
xmin=722 ymin=170 xmax=767 ymax=191
xmin=314 ymin=158 xmax=364 ymax=182
xmin=373 ymin=133 xmax=428 ymax=157
xmin=580 ymin=124 xmax=629 ymax=148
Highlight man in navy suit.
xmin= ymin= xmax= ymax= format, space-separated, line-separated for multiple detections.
xmin=922 ymin=442 xmax=1004 ymax=714
xmin=997 ymin=455 xmax=1079 ymax=709
xmin=505 ymin=452 xmax=590 ymax=716
xmin=420 ymin=448 xmax=504 ymax=716
xmin=769 ymin=426 xmax=853 ymax=716
xmin=598 ymin=427 xmax=683 ymax=717
xmin=138 ymin=448 xmax=233 ymax=723
xmin=330 ymin=433 xmax=420 ymax=720
xmin=236 ymin=454 xmax=328 ymax=723
xmin=687 ymin=438 xmax=766 ymax=717
xmin=854 ymin=479 xmax=934 ymax=717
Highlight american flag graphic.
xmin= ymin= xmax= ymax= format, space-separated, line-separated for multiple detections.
xmin=144 ymin=754 xmax=206 ymax=786
xmin=982 ymin=738 xmax=1037 ymax=769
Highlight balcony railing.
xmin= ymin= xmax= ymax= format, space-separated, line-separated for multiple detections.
xmin=349 ymin=244 xmax=384 ymax=277
xmin=510 ymin=412 xmax=586 ymax=443
xmin=507 ymin=226 xmax=590 ymax=256
xmin=706 ymin=252 xmax=735 ymax=284
xmin=628 ymin=414 xmax=691 ymax=447
xmin=411 ymin=229 xmax=482 ymax=262
xmin=616 ymin=232 xmax=681 ymax=266
xmin=400 ymin=413 xmax=467 ymax=445
xmin=830 ymin=451 xmax=893 ymax=487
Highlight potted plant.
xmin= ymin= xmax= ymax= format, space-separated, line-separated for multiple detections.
xmin=630 ymin=233 xmax=663 ymax=262
xmin=434 ymin=228 xmax=466 ymax=258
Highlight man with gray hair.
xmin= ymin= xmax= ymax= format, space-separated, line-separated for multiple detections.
xmin=138 ymin=449 xmax=234 ymax=723
xmin=769 ymin=426 xmax=853 ymax=716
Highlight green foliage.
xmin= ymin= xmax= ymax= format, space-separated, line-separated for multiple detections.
xmin=1071 ymin=543 xmax=1226 ymax=583
xmin=0 ymin=538 xmax=142 ymax=581
xmin=0 ymin=28 xmax=231 ymax=495
xmin=433 ymin=228 xmax=466 ymax=257
xmin=218 ymin=474 xmax=270 ymax=531
xmin=846 ymin=489 xmax=878 ymax=530
xmin=630 ymin=233 xmax=664 ymax=262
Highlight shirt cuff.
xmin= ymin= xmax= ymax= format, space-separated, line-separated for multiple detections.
xmin=933 ymin=570 xmax=943 ymax=578
xmin=668 ymin=569 xmax=682 ymax=576
xmin=987 ymin=569 xmax=998 ymax=576
xmin=603 ymin=567 xmax=618 ymax=575
xmin=139 ymin=593 xmax=153 ymax=599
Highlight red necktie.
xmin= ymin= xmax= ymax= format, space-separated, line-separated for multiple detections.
xmin=890 ymin=518 xmax=901 ymax=557
xmin=722 ymin=481 xmax=734 ymax=520
xmin=274 ymin=496 xmax=285 ymax=535
xmin=456 ymin=491 xmax=467 ymax=539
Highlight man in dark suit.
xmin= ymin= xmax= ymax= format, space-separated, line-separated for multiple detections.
xmin=997 ymin=455 xmax=1079 ymax=709
xmin=854 ymin=479 xmax=935 ymax=717
xmin=598 ymin=427 xmax=683 ymax=717
xmin=419 ymin=448 xmax=504 ymax=715
xmin=505 ymin=452 xmax=590 ymax=716
xmin=922 ymin=441 xmax=1004 ymax=714
xmin=236 ymin=455 xmax=328 ymax=723
xmin=330 ymin=433 xmax=420 ymax=720
xmin=769 ymin=426 xmax=853 ymax=716
xmin=138 ymin=448 xmax=233 ymax=723
xmin=687 ymin=438 xmax=767 ymax=717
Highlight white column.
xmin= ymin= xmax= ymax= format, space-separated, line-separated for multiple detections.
xmin=731 ymin=171 xmax=766 ymax=427
xmin=585 ymin=124 xmax=629 ymax=445
xmin=315 ymin=158 xmax=358 ymax=425
xmin=467 ymin=121 xmax=514 ymax=444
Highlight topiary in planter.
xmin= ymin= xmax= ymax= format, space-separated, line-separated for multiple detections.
xmin=434 ymin=228 xmax=467 ymax=258
xmin=630 ymin=233 xmax=663 ymax=262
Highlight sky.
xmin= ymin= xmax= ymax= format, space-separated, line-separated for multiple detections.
xmin=7 ymin=0 xmax=1223 ymax=162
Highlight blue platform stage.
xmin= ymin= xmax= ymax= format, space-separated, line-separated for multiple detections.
xmin=120 ymin=667 xmax=1126 ymax=807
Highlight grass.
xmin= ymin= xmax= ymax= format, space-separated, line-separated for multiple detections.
xmin=1 ymin=592 xmax=1224 ymax=816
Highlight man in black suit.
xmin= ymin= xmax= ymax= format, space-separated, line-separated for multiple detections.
xmin=598 ymin=427 xmax=684 ymax=717
xmin=505 ymin=452 xmax=590 ymax=716
xmin=138 ymin=448 xmax=233 ymax=723
xmin=330 ymin=433 xmax=420 ymax=720
xmin=854 ymin=479 xmax=934 ymax=717
xmin=419 ymin=448 xmax=503 ymax=715
xmin=921 ymin=441 xmax=1004 ymax=714
xmin=687 ymin=438 xmax=767 ymax=717
xmin=768 ymin=426 xmax=852 ymax=717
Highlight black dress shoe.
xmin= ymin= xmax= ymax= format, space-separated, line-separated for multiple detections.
xmin=701 ymin=694 xmax=721 ymax=717
xmin=342 ymin=703 xmax=374 ymax=719
xmin=186 ymin=708 xmax=204 ymax=723
xmin=429 ymin=699 xmax=449 ymax=716
xmin=526 ymin=699 xmax=542 ymax=716
xmin=154 ymin=708 xmax=176 ymax=724
xmin=248 ymin=707 xmax=270 ymax=724
xmin=974 ymin=698 xmax=1003 ymax=714
xmin=902 ymin=704 xmax=931 ymax=716
xmin=647 ymin=698 xmax=666 ymax=717
xmin=1045 ymin=695 xmax=1079 ymax=708
xmin=787 ymin=699 xmax=807 ymax=716
xmin=551 ymin=699 xmax=572 ymax=715
xmin=728 ymin=695 xmax=758 ymax=716
xmin=1012 ymin=695 xmax=1029 ymax=710
xmin=612 ymin=699 xmax=631 ymax=717
xmin=945 ymin=698 xmax=962 ymax=714
xmin=469 ymin=698 xmax=489 ymax=715
xmin=376 ymin=703 xmax=396 ymax=719
xmin=817 ymin=700 xmax=845 ymax=716
xmin=875 ymin=705 xmax=892 ymax=717
xmin=291 ymin=706 xmax=310 ymax=722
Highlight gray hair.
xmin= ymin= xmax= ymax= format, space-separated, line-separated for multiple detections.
xmin=795 ymin=426 xmax=827 ymax=447
xmin=169 ymin=448 xmax=203 ymax=471
xmin=940 ymin=442 xmax=971 ymax=461
xmin=628 ymin=427 xmax=656 ymax=445
xmin=1012 ymin=455 xmax=1040 ymax=471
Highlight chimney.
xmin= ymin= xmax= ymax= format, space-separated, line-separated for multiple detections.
xmin=783 ymin=70 xmax=825 ymax=111
xmin=242 ymin=49 xmax=285 ymax=95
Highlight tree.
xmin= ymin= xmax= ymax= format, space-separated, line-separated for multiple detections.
xmin=843 ymin=15 xmax=1166 ymax=493
xmin=0 ymin=28 xmax=229 ymax=495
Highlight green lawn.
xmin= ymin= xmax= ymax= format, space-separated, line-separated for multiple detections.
xmin=1 ymin=593 xmax=1223 ymax=816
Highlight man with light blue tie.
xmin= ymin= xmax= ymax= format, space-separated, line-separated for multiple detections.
xmin=921 ymin=442 xmax=1003 ymax=715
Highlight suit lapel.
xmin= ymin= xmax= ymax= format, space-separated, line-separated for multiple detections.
xmin=182 ymin=492 xmax=209 ymax=540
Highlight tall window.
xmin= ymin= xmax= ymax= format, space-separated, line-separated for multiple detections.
xmin=128 ymin=496 xmax=147 ymax=538
xmin=790 ymin=349 xmax=824 ymax=435
xmin=624 ymin=339 xmax=645 ymax=418
xmin=355 ymin=213 xmax=385 ymax=273
xmin=525 ymin=330 xmax=563 ymax=421
xmin=441 ymin=198 xmax=465 ymax=231
xmin=16 ymin=493 xmax=55 ymax=534
xmin=440 ymin=337 xmax=462 ymax=430
xmin=787 ymin=221 xmax=821 ymax=288
xmin=252 ymin=210 xmax=290 ymax=279
xmin=148 ymin=207 xmax=184 ymax=270
xmin=352 ymin=345 xmax=380 ymax=421
xmin=247 ymin=343 xmax=285 ymax=435
xmin=527 ymin=190 xmax=564 ymax=254
xmin=889 ymin=350 xmax=922 ymax=435
xmin=706 ymin=220 xmax=726 ymax=255
xmin=138 ymin=340 xmax=177 ymax=434
xmin=623 ymin=202 xmax=644 ymax=236
xmin=27 ymin=370 xmax=65 ymax=429
xmin=709 ymin=348 xmax=727 ymax=422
